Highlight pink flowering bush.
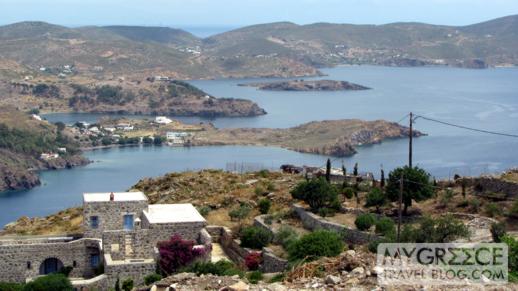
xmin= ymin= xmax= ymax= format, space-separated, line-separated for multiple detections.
xmin=158 ymin=234 xmax=208 ymax=274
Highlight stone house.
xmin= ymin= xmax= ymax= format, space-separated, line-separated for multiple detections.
xmin=0 ymin=191 xmax=211 ymax=289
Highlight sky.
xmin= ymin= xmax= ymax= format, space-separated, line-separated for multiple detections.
xmin=1 ymin=0 xmax=518 ymax=35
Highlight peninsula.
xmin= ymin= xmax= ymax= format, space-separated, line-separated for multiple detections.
xmin=239 ymin=79 xmax=370 ymax=91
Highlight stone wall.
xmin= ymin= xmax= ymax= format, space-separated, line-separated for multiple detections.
xmin=83 ymin=199 xmax=148 ymax=238
xmin=260 ymin=247 xmax=288 ymax=273
xmin=0 ymin=237 xmax=101 ymax=283
xmin=292 ymin=204 xmax=379 ymax=245
xmin=102 ymin=229 xmax=154 ymax=260
xmin=104 ymin=254 xmax=156 ymax=288
xmin=471 ymin=177 xmax=518 ymax=199
xmin=205 ymin=225 xmax=289 ymax=273
xmin=253 ymin=215 xmax=275 ymax=236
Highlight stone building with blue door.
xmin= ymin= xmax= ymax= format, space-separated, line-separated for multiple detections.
xmin=0 ymin=191 xmax=211 ymax=289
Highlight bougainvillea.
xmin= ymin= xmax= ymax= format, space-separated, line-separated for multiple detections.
xmin=158 ymin=234 xmax=208 ymax=275
xmin=245 ymin=252 xmax=262 ymax=271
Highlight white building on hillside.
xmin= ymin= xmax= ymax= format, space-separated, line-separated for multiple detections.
xmin=155 ymin=116 xmax=173 ymax=125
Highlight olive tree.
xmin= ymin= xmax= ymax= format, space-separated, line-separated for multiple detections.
xmin=386 ymin=166 xmax=434 ymax=215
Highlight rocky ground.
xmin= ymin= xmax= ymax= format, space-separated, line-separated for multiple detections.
xmin=239 ymin=79 xmax=370 ymax=91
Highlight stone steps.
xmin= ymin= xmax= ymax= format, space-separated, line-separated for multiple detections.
xmin=124 ymin=234 xmax=133 ymax=258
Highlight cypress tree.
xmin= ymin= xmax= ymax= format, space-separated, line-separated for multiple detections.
xmin=325 ymin=158 xmax=331 ymax=182
xmin=380 ymin=168 xmax=385 ymax=188
xmin=353 ymin=163 xmax=358 ymax=176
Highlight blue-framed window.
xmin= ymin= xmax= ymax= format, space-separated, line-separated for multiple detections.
xmin=123 ymin=214 xmax=134 ymax=230
xmin=90 ymin=254 xmax=100 ymax=267
xmin=90 ymin=216 xmax=99 ymax=229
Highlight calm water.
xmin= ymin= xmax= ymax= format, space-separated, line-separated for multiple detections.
xmin=3 ymin=66 xmax=518 ymax=226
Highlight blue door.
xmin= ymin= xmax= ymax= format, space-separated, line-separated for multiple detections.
xmin=123 ymin=214 xmax=134 ymax=230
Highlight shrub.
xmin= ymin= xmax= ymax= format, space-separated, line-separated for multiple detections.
xmin=469 ymin=198 xmax=481 ymax=213
xmin=439 ymin=189 xmax=454 ymax=208
xmin=485 ymin=203 xmax=500 ymax=217
xmin=158 ymin=234 xmax=208 ymax=274
xmin=255 ymin=186 xmax=266 ymax=196
xmin=185 ymin=260 xmax=243 ymax=277
xmin=501 ymin=235 xmax=518 ymax=275
xmin=291 ymin=177 xmax=340 ymax=212
xmin=491 ymin=222 xmax=507 ymax=243
xmin=247 ymin=271 xmax=263 ymax=284
xmin=269 ymin=273 xmax=285 ymax=283
xmin=144 ymin=273 xmax=162 ymax=285
xmin=121 ymin=279 xmax=133 ymax=291
xmin=288 ymin=230 xmax=344 ymax=261
xmin=258 ymin=169 xmax=270 ymax=178
xmin=240 ymin=226 xmax=273 ymax=249
xmin=318 ymin=207 xmax=336 ymax=217
xmin=457 ymin=199 xmax=469 ymax=208
xmin=355 ymin=213 xmax=376 ymax=231
xmin=406 ymin=215 xmax=470 ymax=243
xmin=0 ymin=282 xmax=23 ymax=291
xmin=266 ymin=181 xmax=276 ymax=192
xmin=368 ymin=237 xmax=392 ymax=253
xmin=510 ymin=200 xmax=518 ymax=218
xmin=343 ymin=187 xmax=354 ymax=199
xmin=245 ymin=252 xmax=262 ymax=270
xmin=258 ymin=199 xmax=271 ymax=214
xmin=274 ymin=226 xmax=298 ymax=249
xmin=365 ymin=188 xmax=385 ymax=212
xmin=375 ymin=217 xmax=395 ymax=236
xmin=23 ymin=274 xmax=73 ymax=291
xmin=229 ymin=203 xmax=252 ymax=221
xmin=197 ymin=206 xmax=211 ymax=217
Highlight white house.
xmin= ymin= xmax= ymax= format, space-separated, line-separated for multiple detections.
xmin=89 ymin=126 xmax=100 ymax=134
xmin=31 ymin=114 xmax=42 ymax=121
xmin=166 ymin=132 xmax=191 ymax=145
xmin=40 ymin=153 xmax=59 ymax=160
xmin=57 ymin=147 xmax=67 ymax=153
xmin=155 ymin=116 xmax=172 ymax=125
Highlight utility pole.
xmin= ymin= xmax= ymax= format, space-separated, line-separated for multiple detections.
xmin=397 ymin=173 xmax=404 ymax=243
xmin=409 ymin=112 xmax=413 ymax=168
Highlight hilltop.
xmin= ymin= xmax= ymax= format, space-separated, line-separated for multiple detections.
xmin=0 ymin=107 xmax=89 ymax=192
xmin=0 ymin=16 xmax=517 ymax=82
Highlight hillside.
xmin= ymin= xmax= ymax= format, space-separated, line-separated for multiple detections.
xmin=0 ymin=107 xmax=89 ymax=192
xmin=1 ymin=77 xmax=266 ymax=117
xmin=0 ymin=16 xmax=517 ymax=82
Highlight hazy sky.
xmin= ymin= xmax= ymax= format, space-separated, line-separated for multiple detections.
xmin=1 ymin=0 xmax=517 ymax=29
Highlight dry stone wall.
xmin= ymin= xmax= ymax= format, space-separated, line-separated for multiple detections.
xmin=292 ymin=204 xmax=379 ymax=244
xmin=83 ymin=200 xmax=148 ymax=238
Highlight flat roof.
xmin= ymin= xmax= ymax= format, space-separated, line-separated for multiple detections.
xmin=143 ymin=204 xmax=205 ymax=224
xmin=83 ymin=192 xmax=148 ymax=203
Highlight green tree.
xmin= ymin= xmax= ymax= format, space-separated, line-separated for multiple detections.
xmin=325 ymin=158 xmax=331 ymax=182
xmin=291 ymin=178 xmax=340 ymax=212
xmin=54 ymin=122 xmax=66 ymax=132
xmin=380 ymin=168 xmax=385 ymax=188
xmin=365 ymin=188 xmax=386 ymax=213
xmin=353 ymin=163 xmax=358 ymax=176
xmin=386 ymin=166 xmax=434 ymax=215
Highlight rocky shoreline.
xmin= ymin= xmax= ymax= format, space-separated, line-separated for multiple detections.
xmin=239 ymin=79 xmax=370 ymax=91
xmin=0 ymin=154 xmax=90 ymax=193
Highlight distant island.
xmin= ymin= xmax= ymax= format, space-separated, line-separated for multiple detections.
xmin=239 ymin=79 xmax=370 ymax=91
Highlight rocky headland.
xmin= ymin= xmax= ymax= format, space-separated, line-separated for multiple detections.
xmin=239 ymin=79 xmax=370 ymax=91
